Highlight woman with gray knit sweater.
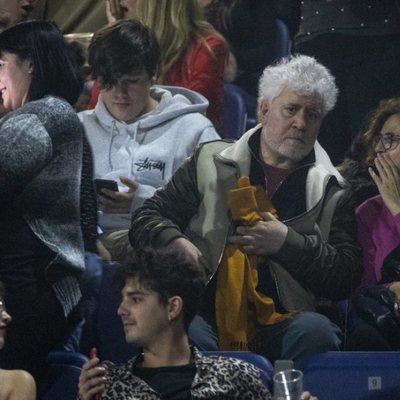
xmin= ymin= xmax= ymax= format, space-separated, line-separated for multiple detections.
xmin=0 ymin=20 xmax=93 ymax=387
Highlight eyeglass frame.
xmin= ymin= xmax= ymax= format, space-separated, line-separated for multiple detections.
xmin=373 ymin=132 xmax=400 ymax=151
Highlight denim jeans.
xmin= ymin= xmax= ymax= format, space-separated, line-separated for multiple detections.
xmin=189 ymin=311 xmax=342 ymax=369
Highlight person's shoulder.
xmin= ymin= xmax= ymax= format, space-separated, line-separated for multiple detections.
xmin=198 ymin=353 xmax=269 ymax=397
xmin=101 ymin=358 xmax=136 ymax=377
xmin=202 ymin=30 xmax=229 ymax=52
xmin=200 ymin=353 xmax=262 ymax=377
xmin=195 ymin=138 xmax=234 ymax=156
xmin=78 ymin=107 xmax=96 ymax=124
xmin=24 ymin=96 xmax=79 ymax=122
xmin=8 ymin=369 xmax=36 ymax=386
xmin=36 ymin=95 xmax=73 ymax=112
xmin=0 ymin=369 xmax=36 ymax=400
xmin=77 ymin=108 xmax=90 ymax=120
xmin=356 ymin=194 xmax=385 ymax=215
xmin=203 ymin=30 xmax=227 ymax=44
xmin=192 ymin=28 xmax=229 ymax=54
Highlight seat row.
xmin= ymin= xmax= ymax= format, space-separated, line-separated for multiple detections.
xmin=40 ymin=261 xmax=400 ymax=400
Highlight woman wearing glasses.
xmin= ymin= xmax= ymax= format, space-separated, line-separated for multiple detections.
xmin=0 ymin=282 xmax=36 ymax=400
xmin=338 ymin=97 xmax=400 ymax=350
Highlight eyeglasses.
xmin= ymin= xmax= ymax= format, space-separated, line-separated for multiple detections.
xmin=373 ymin=133 xmax=400 ymax=151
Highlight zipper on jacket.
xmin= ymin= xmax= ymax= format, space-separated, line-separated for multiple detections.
xmin=270 ymin=176 xmax=337 ymax=307
xmin=212 ymin=155 xmax=241 ymax=281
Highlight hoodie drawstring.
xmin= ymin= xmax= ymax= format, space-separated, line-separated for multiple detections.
xmin=108 ymin=120 xmax=118 ymax=171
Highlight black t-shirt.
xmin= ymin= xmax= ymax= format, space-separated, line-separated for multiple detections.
xmin=132 ymin=363 xmax=196 ymax=400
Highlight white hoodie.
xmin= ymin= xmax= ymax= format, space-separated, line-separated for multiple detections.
xmin=79 ymin=85 xmax=220 ymax=230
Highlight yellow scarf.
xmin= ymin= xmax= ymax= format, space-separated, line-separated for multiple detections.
xmin=216 ymin=176 xmax=291 ymax=350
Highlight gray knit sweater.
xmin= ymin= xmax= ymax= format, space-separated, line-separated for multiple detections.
xmin=0 ymin=96 xmax=86 ymax=316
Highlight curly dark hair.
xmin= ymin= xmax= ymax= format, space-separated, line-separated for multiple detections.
xmin=113 ymin=248 xmax=206 ymax=332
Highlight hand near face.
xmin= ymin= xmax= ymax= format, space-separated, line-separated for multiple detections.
xmin=369 ymin=153 xmax=400 ymax=216
xmin=78 ymin=357 xmax=107 ymax=400
xmin=228 ymin=212 xmax=288 ymax=256
xmin=97 ymin=176 xmax=138 ymax=213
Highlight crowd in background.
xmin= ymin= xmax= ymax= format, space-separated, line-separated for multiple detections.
xmin=0 ymin=1 xmax=399 ymax=399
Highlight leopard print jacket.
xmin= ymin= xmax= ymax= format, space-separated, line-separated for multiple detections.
xmin=99 ymin=347 xmax=271 ymax=399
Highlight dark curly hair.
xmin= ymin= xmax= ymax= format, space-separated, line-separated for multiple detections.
xmin=113 ymin=248 xmax=206 ymax=332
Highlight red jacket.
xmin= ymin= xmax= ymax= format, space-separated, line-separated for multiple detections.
xmin=165 ymin=33 xmax=228 ymax=132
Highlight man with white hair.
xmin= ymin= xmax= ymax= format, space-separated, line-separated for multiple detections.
xmin=129 ymin=55 xmax=361 ymax=369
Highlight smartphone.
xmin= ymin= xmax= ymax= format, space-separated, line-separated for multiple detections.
xmin=94 ymin=179 xmax=119 ymax=195
xmin=90 ymin=348 xmax=100 ymax=400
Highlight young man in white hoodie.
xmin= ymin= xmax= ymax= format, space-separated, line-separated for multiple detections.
xmin=79 ymin=19 xmax=219 ymax=260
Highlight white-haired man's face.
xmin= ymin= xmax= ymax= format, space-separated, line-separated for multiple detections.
xmin=259 ymin=88 xmax=323 ymax=169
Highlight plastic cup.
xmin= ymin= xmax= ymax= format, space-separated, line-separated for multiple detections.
xmin=273 ymin=369 xmax=303 ymax=400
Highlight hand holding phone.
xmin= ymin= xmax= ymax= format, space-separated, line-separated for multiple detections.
xmin=94 ymin=179 xmax=119 ymax=195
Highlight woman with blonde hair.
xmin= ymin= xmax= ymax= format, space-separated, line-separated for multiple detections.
xmin=100 ymin=0 xmax=229 ymax=133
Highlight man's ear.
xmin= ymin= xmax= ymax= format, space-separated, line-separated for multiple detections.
xmin=27 ymin=60 xmax=34 ymax=75
xmin=258 ymin=98 xmax=269 ymax=124
xmin=167 ymin=296 xmax=183 ymax=321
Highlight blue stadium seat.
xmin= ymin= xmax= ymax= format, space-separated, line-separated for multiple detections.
xmin=246 ymin=18 xmax=293 ymax=131
xmin=273 ymin=18 xmax=292 ymax=60
xmin=78 ymin=259 xmax=139 ymax=363
xmin=303 ymin=351 xmax=400 ymax=400
xmin=203 ymin=350 xmax=274 ymax=390
xmin=41 ymin=351 xmax=88 ymax=400
xmin=95 ymin=261 xmax=140 ymax=363
xmin=221 ymin=83 xmax=247 ymax=139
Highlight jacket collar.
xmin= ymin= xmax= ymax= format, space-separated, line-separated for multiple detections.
xmin=216 ymin=124 xmax=346 ymax=209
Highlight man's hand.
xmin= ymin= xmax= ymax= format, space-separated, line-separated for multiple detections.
xmin=369 ymin=153 xmax=400 ymax=216
xmin=78 ymin=358 xmax=106 ymax=400
xmin=167 ymin=237 xmax=203 ymax=265
xmin=228 ymin=212 xmax=288 ymax=256
xmin=300 ymin=391 xmax=318 ymax=400
xmin=97 ymin=176 xmax=138 ymax=213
